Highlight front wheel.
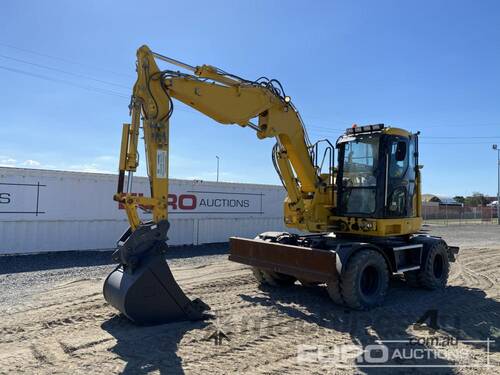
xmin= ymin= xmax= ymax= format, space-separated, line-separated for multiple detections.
xmin=251 ymin=233 xmax=297 ymax=287
xmin=340 ymin=249 xmax=389 ymax=310
xmin=327 ymin=273 xmax=343 ymax=305
xmin=252 ymin=268 xmax=296 ymax=286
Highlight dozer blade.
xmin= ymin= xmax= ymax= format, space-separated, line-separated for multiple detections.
xmin=103 ymin=220 xmax=210 ymax=325
xmin=229 ymin=236 xmax=338 ymax=283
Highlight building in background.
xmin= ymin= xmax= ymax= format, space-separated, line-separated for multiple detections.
xmin=422 ymin=194 xmax=463 ymax=207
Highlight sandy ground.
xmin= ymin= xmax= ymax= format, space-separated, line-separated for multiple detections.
xmin=0 ymin=225 xmax=499 ymax=374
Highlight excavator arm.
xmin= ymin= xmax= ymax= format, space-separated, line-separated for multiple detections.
xmin=115 ymin=45 xmax=334 ymax=233
xmin=104 ymin=45 xmax=336 ymax=325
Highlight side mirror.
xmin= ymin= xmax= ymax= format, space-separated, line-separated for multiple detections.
xmin=395 ymin=141 xmax=407 ymax=161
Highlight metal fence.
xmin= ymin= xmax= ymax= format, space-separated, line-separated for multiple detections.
xmin=422 ymin=204 xmax=498 ymax=225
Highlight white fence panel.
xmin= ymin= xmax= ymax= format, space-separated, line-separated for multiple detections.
xmin=0 ymin=167 xmax=288 ymax=254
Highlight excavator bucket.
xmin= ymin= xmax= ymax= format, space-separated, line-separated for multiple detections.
xmin=103 ymin=220 xmax=210 ymax=325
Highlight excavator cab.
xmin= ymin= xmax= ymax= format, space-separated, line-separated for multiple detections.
xmin=334 ymin=124 xmax=420 ymax=234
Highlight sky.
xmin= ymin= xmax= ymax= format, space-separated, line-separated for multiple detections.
xmin=0 ymin=0 xmax=499 ymax=196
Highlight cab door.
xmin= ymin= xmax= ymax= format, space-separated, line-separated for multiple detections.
xmin=384 ymin=135 xmax=417 ymax=218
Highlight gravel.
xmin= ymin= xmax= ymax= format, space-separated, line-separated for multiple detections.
xmin=0 ymin=243 xmax=228 ymax=312
xmin=424 ymin=223 xmax=500 ymax=248
xmin=1 ymin=224 xmax=499 ymax=313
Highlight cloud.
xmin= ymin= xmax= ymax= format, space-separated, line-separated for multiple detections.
xmin=22 ymin=159 xmax=41 ymax=167
xmin=0 ymin=158 xmax=44 ymax=168
xmin=95 ymin=155 xmax=117 ymax=162
xmin=0 ymin=157 xmax=17 ymax=166
xmin=66 ymin=163 xmax=113 ymax=174
xmin=181 ymin=171 xmax=249 ymax=183
xmin=65 ymin=156 xmax=116 ymax=173
xmin=0 ymin=154 xmax=115 ymax=174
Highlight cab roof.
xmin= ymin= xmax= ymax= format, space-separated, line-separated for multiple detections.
xmin=344 ymin=124 xmax=412 ymax=138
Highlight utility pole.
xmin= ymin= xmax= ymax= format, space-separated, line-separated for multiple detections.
xmin=216 ymin=156 xmax=220 ymax=182
xmin=493 ymin=145 xmax=500 ymax=224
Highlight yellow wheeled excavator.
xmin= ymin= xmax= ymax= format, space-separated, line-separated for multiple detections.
xmin=103 ymin=45 xmax=459 ymax=325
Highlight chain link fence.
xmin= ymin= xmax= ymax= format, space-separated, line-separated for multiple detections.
xmin=422 ymin=204 xmax=499 ymax=225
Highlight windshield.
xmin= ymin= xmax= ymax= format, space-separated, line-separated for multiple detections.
xmin=342 ymin=135 xmax=379 ymax=188
xmin=339 ymin=135 xmax=380 ymax=215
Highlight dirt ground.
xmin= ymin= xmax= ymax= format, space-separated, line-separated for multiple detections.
xmin=0 ymin=224 xmax=499 ymax=374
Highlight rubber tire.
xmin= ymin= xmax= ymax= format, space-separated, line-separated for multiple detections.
xmin=251 ymin=234 xmax=297 ymax=287
xmin=340 ymin=249 xmax=389 ymax=310
xmin=416 ymin=241 xmax=450 ymax=290
xmin=327 ymin=274 xmax=343 ymax=305
xmin=252 ymin=267 xmax=266 ymax=283
xmin=252 ymin=267 xmax=296 ymax=286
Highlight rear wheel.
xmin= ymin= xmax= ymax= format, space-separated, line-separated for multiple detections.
xmin=340 ymin=249 xmax=389 ymax=310
xmin=414 ymin=241 xmax=450 ymax=290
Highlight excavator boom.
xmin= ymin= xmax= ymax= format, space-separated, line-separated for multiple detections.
xmin=116 ymin=46 xmax=334 ymax=230
xmin=103 ymin=45 xmax=333 ymax=324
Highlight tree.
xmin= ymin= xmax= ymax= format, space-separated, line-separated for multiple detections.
xmin=464 ymin=192 xmax=488 ymax=206
xmin=453 ymin=196 xmax=466 ymax=204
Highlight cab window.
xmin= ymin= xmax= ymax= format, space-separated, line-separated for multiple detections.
xmin=389 ymin=140 xmax=408 ymax=178
xmin=341 ymin=135 xmax=379 ymax=215
xmin=386 ymin=138 xmax=409 ymax=217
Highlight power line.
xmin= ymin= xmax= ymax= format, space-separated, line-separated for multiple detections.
xmin=399 ymin=123 xmax=489 ymax=129
xmin=300 ymin=117 xmax=498 ymax=129
xmin=306 ymin=130 xmax=498 ymax=146
xmin=0 ymin=44 xmax=219 ymax=117
xmin=1 ymin=43 xmax=498 ymax=140
xmin=0 ymin=68 xmax=494 ymax=148
xmin=303 ymin=124 xmax=347 ymax=132
xmin=420 ymin=142 xmax=494 ymax=145
xmin=307 ymin=128 xmax=500 ymax=138
xmin=307 ymin=128 xmax=500 ymax=140
xmin=422 ymin=136 xmax=500 ymax=139
xmin=0 ymin=62 xmax=219 ymax=115
xmin=0 ymin=64 xmax=129 ymax=99
xmin=0 ymin=53 xmax=130 ymax=89
xmin=0 ymin=42 xmax=134 ymax=78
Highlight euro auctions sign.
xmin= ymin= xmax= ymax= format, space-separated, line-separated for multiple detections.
xmin=168 ymin=190 xmax=261 ymax=213
xmin=120 ymin=189 xmax=264 ymax=215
